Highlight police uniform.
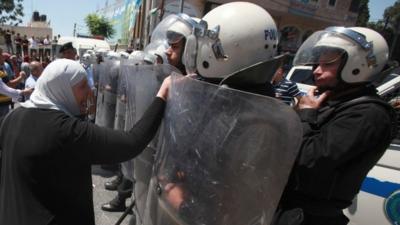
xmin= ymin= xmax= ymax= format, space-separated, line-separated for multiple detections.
xmin=275 ymin=86 xmax=396 ymax=225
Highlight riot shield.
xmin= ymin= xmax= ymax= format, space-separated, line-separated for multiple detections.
xmin=143 ymin=74 xmax=303 ymax=225
xmin=123 ymin=64 xmax=180 ymax=224
xmin=114 ymin=61 xmax=128 ymax=131
xmin=92 ymin=62 xmax=101 ymax=88
xmin=118 ymin=60 xmax=137 ymax=182
xmin=95 ymin=59 xmax=120 ymax=128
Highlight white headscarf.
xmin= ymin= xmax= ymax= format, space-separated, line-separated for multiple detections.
xmin=21 ymin=59 xmax=87 ymax=116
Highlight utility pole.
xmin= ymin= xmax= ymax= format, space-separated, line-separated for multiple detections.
xmin=390 ymin=15 xmax=400 ymax=59
xmin=73 ymin=23 xmax=77 ymax=37
xmin=179 ymin=0 xmax=184 ymax=13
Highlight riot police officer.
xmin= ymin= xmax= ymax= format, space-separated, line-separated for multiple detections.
xmin=273 ymin=27 xmax=397 ymax=225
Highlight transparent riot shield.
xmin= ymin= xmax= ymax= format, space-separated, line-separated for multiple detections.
xmin=114 ymin=62 xmax=128 ymax=131
xmin=143 ymin=74 xmax=303 ymax=225
xmin=123 ymin=64 xmax=180 ymax=224
xmin=118 ymin=60 xmax=137 ymax=182
xmin=92 ymin=62 xmax=101 ymax=88
xmin=95 ymin=59 xmax=120 ymax=128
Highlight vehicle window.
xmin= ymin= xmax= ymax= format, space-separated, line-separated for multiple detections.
xmin=289 ymin=69 xmax=314 ymax=85
xmin=374 ymin=74 xmax=398 ymax=87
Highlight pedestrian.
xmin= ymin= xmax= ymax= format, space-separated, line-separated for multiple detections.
xmin=14 ymin=33 xmax=22 ymax=56
xmin=4 ymin=30 xmax=13 ymax=54
xmin=2 ymin=52 xmax=26 ymax=90
xmin=24 ymin=61 xmax=43 ymax=100
xmin=21 ymin=35 xmax=29 ymax=57
xmin=0 ymin=58 xmax=171 ymax=225
xmin=272 ymin=27 xmax=397 ymax=225
xmin=51 ymin=35 xmax=58 ymax=58
xmin=20 ymin=55 xmax=31 ymax=79
xmin=0 ymin=48 xmax=32 ymax=116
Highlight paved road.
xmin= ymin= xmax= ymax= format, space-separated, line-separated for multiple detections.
xmin=92 ymin=165 xmax=133 ymax=225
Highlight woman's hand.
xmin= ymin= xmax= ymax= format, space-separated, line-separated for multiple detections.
xmin=157 ymin=76 xmax=172 ymax=101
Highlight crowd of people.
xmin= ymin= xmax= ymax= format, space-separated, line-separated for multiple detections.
xmin=0 ymin=28 xmax=57 ymax=62
xmin=0 ymin=2 xmax=398 ymax=225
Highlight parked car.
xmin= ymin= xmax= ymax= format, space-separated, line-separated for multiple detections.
xmin=345 ymin=74 xmax=400 ymax=225
xmin=285 ymin=65 xmax=314 ymax=95
xmin=376 ymin=73 xmax=400 ymax=97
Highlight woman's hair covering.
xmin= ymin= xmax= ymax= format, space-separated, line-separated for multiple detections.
xmin=20 ymin=59 xmax=87 ymax=116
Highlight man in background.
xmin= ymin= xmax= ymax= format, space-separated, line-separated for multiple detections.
xmin=25 ymin=61 xmax=43 ymax=100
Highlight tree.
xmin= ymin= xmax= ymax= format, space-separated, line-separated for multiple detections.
xmin=0 ymin=0 xmax=24 ymax=26
xmin=382 ymin=0 xmax=400 ymax=61
xmin=366 ymin=1 xmax=400 ymax=62
xmin=383 ymin=0 xmax=400 ymax=27
xmin=85 ymin=14 xmax=115 ymax=40
xmin=356 ymin=0 xmax=370 ymax=26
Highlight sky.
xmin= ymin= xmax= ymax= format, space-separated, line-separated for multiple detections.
xmin=19 ymin=0 xmax=397 ymax=37
xmin=369 ymin=0 xmax=397 ymax=22
xmin=21 ymin=0 xmax=106 ymax=37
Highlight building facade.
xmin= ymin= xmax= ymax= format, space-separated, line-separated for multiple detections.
xmin=96 ymin=0 xmax=361 ymax=52
xmin=152 ymin=0 xmax=360 ymax=52
xmin=96 ymin=0 xmax=143 ymax=47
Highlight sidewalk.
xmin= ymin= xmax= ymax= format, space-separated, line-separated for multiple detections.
xmin=92 ymin=165 xmax=133 ymax=225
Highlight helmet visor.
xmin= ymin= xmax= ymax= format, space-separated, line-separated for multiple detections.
xmin=151 ymin=14 xmax=196 ymax=44
xmin=166 ymin=30 xmax=185 ymax=44
xmin=293 ymin=30 xmax=354 ymax=66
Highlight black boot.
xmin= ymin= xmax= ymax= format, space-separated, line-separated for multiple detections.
xmin=101 ymin=195 xmax=126 ymax=212
xmin=104 ymin=173 xmax=123 ymax=191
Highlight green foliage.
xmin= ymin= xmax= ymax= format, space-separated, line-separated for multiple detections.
xmin=374 ymin=0 xmax=400 ymax=61
xmin=356 ymin=0 xmax=370 ymax=26
xmin=84 ymin=13 xmax=115 ymax=39
xmin=383 ymin=0 xmax=400 ymax=31
xmin=0 ymin=0 xmax=24 ymax=25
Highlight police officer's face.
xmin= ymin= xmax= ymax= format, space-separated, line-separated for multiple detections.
xmin=166 ymin=39 xmax=184 ymax=67
xmin=313 ymin=52 xmax=341 ymax=90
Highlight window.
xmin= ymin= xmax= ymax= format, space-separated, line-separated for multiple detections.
xmin=290 ymin=69 xmax=314 ymax=85
xmin=328 ymin=0 xmax=336 ymax=7
xmin=279 ymin=26 xmax=301 ymax=53
xmin=349 ymin=0 xmax=360 ymax=13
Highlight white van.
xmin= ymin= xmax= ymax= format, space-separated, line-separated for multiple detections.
xmin=56 ymin=36 xmax=111 ymax=58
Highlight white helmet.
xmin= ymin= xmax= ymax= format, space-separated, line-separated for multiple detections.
xmin=183 ymin=2 xmax=278 ymax=78
xmin=105 ymin=51 xmax=120 ymax=61
xmin=151 ymin=14 xmax=199 ymax=45
xmin=293 ymin=26 xmax=389 ymax=83
xmin=81 ymin=53 xmax=91 ymax=66
xmin=86 ymin=49 xmax=95 ymax=56
xmin=129 ymin=50 xmax=146 ymax=65
xmin=119 ymin=51 xmax=130 ymax=60
xmin=95 ymin=48 xmax=109 ymax=57
xmin=144 ymin=41 xmax=169 ymax=64
xmin=143 ymin=52 xmax=157 ymax=65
